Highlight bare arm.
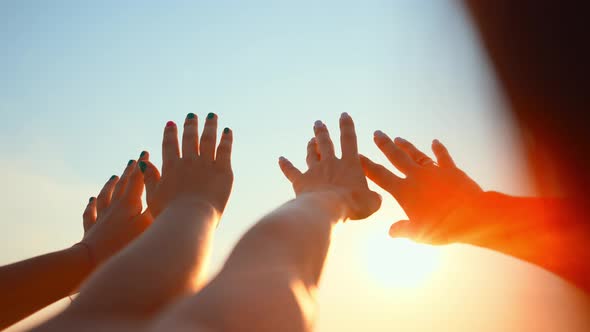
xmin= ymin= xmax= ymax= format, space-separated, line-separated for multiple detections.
xmin=445 ymin=191 xmax=590 ymax=292
xmin=33 ymin=113 xmax=233 ymax=331
xmin=0 ymin=158 xmax=151 ymax=330
xmin=361 ymin=133 xmax=590 ymax=292
xmin=0 ymin=245 xmax=92 ymax=329
xmin=157 ymin=113 xmax=381 ymax=332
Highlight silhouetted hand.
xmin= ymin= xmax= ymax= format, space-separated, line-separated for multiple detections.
xmin=279 ymin=113 xmax=381 ymax=220
xmin=139 ymin=113 xmax=234 ymax=219
xmin=360 ymin=132 xmax=482 ymax=243
xmin=81 ymin=159 xmax=152 ymax=265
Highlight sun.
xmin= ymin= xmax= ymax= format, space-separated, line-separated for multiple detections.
xmin=361 ymin=232 xmax=442 ymax=289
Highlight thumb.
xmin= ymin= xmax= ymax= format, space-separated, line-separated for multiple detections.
xmin=388 ymin=220 xmax=421 ymax=240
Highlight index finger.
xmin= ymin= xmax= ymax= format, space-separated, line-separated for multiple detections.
xmin=339 ymin=112 xmax=358 ymax=160
xmin=373 ymin=130 xmax=417 ymax=175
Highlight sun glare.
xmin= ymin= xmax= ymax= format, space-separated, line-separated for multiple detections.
xmin=362 ymin=233 xmax=442 ymax=289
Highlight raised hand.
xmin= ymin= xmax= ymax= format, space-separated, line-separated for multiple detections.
xmin=360 ymin=132 xmax=482 ymax=243
xmin=80 ymin=157 xmax=152 ymax=265
xmin=138 ymin=113 xmax=234 ymax=220
xmin=279 ymin=113 xmax=381 ymax=220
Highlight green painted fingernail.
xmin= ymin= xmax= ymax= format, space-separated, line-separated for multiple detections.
xmin=223 ymin=127 xmax=230 ymax=134
xmin=187 ymin=112 xmax=196 ymax=119
xmin=89 ymin=197 xmax=94 ymax=203
xmin=207 ymin=112 xmax=215 ymax=119
xmin=110 ymin=175 xmax=117 ymax=181
xmin=140 ymin=151 xmax=147 ymax=158
xmin=139 ymin=161 xmax=147 ymax=173
xmin=127 ymin=159 xmax=134 ymax=166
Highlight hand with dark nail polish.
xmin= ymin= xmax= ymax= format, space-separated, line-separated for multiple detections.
xmin=140 ymin=114 xmax=234 ymax=219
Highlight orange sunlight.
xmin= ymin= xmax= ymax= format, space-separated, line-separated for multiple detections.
xmin=362 ymin=233 xmax=442 ymax=289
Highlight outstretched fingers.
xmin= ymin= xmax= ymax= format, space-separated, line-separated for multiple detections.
xmin=112 ymin=158 xmax=138 ymax=201
xmin=182 ymin=113 xmax=199 ymax=158
xmin=432 ymin=139 xmax=456 ymax=168
xmin=121 ymin=162 xmax=145 ymax=211
xmin=139 ymin=159 xmax=161 ymax=200
xmin=339 ymin=112 xmax=358 ymax=160
xmin=162 ymin=121 xmax=180 ymax=175
xmin=373 ymin=131 xmax=417 ymax=174
xmin=216 ymin=127 xmax=233 ymax=169
xmin=394 ymin=137 xmax=435 ymax=168
xmin=200 ymin=112 xmax=218 ymax=161
xmin=278 ymin=157 xmax=302 ymax=183
xmin=83 ymin=197 xmax=97 ymax=232
xmin=96 ymin=175 xmax=118 ymax=217
xmin=306 ymin=137 xmax=320 ymax=167
xmin=359 ymin=155 xmax=402 ymax=192
xmin=313 ymin=120 xmax=336 ymax=160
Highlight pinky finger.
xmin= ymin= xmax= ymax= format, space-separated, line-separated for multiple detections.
xmin=216 ymin=127 xmax=233 ymax=169
xmin=83 ymin=197 xmax=97 ymax=232
xmin=278 ymin=156 xmax=302 ymax=183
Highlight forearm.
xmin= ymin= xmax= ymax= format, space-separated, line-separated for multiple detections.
xmin=222 ymin=192 xmax=346 ymax=288
xmin=160 ymin=192 xmax=347 ymax=332
xmin=67 ymin=198 xmax=218 ymax=318
xmin=450 ymin=191 xmax=590 ymax=291
xmin=0 ymin=245 xmax=92 ymax=329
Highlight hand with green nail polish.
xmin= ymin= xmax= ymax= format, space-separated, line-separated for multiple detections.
xmin=140 ymin=114 xmax=234 ymax=219
xmin=0 ymin=159 xmax=152 ymax=329
xmin=80 ymin=160 xmax=152 ymax=265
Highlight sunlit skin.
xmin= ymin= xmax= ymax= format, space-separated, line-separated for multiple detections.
xmin=0 ymin=157 xmax=151 ymax=330
xmin=56 ymin=113 xmax=234 ymax=321
xmin=34 ymin=113 xmax=380 ymax=332
xmin=361 ymin=133 xmax=590 ymax=292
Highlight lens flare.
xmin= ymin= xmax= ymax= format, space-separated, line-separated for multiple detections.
xmin=362 ymin=233 xmax=442 ymax=289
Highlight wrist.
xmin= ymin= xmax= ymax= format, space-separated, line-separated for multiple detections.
xmin=443 ymin=191 xmax=504 ymax=244
xmin=297 ymin=191 xmax=348 ymax=222
xmin=165 ymin=196 xmax=220 ymax=224
xmin=70 ymin=242 xmax=96 ymax=272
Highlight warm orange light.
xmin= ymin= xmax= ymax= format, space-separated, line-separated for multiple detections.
xmin=362 ymin=233 xmax=441 ymax=289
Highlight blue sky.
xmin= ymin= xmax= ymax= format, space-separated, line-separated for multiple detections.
xmin=1 ymin=1 xmax=589 ymax=331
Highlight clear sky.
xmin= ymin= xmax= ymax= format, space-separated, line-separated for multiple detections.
xmin=1 ymin=1 xmax=589 ymax=331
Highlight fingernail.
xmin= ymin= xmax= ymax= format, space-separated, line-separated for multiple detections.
xmin=279 ymin=156 xmax=286 ymax=162
xmin=127 ymin=159 xmax=135 ymax=166
xmin=223 ymin=127 xmax=230 ymax=134
xmin=341 ymin=112 xmax=350 ymax=118
xmin=433 ymin=139 xmax=440 ymax=145
xmin=187 ymin=112 xmax=196 ymax=119
xmin=89 ymin=197 xmax=95 ymax=203
xmin=166 ymin=121 xmax=176 ymax=127
xmin=374 ymin=130 xmax=385 ymax=138
xmin=207 ymin=112 xmax=215 ymax=119
xmin=140 ymin=151 xmax=147 ymax=158
xmin=395 ymin=137 xmax=406 ymax=143
xmin=110 ymin=175 xmax=117 ymax=181
xmin=314 ymin=120 xmax=323 ymax=128
xmin=138 ymin=161 xmax=147 ymax=173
